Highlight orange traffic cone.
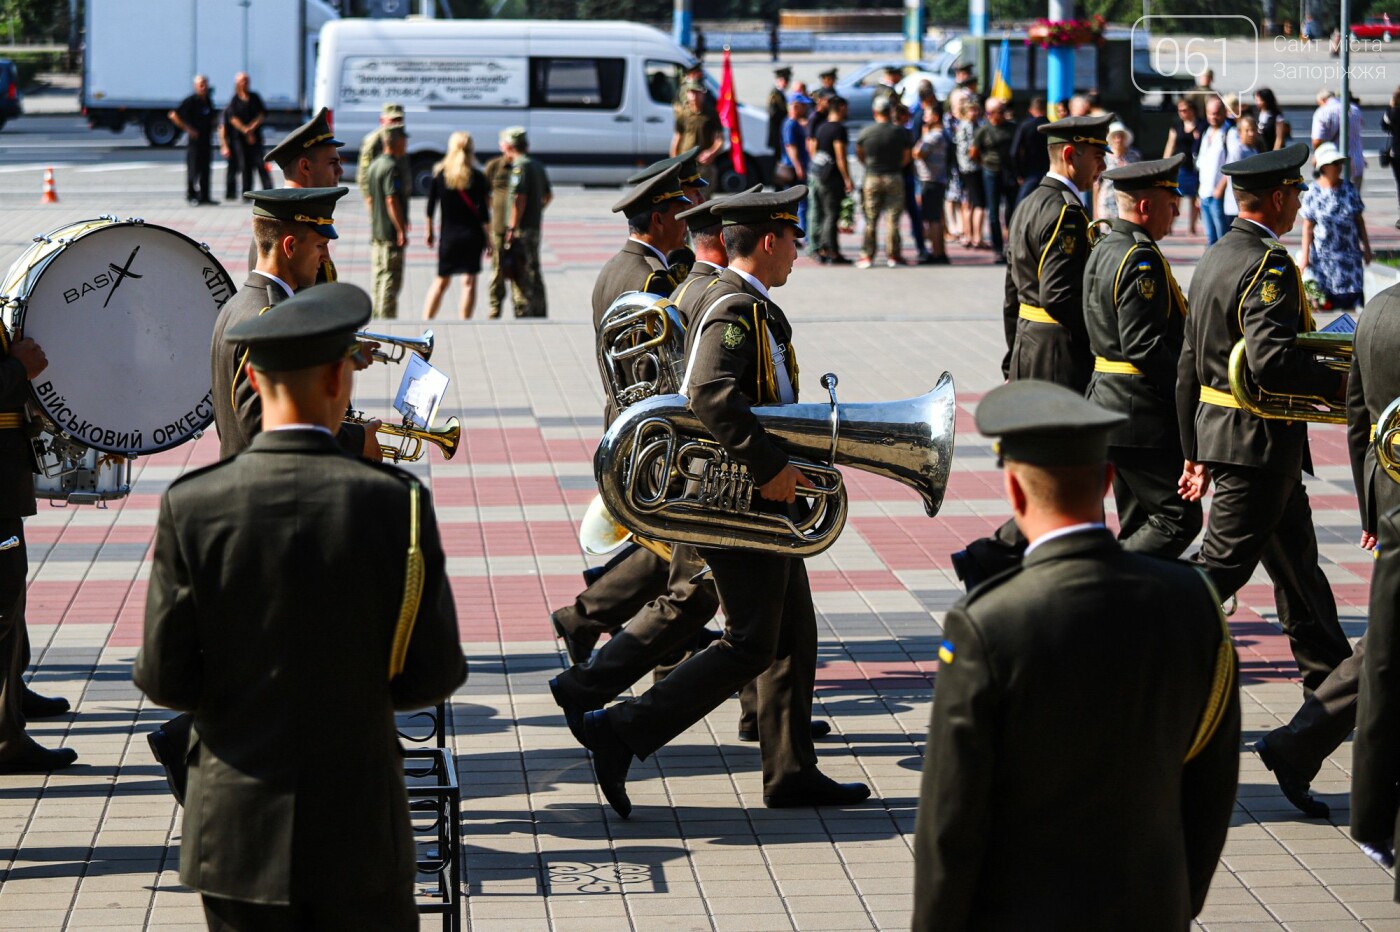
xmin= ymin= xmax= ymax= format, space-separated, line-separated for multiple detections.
xmin=40 ymin=167 xmax=58 ymax=204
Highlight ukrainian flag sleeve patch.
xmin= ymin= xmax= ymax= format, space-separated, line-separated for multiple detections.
xmin=938 ymin=640 xmax=955 ymax=664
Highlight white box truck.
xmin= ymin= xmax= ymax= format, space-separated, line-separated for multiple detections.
xmin=313 ymin=18 xmax=774 ymax=193
xmin=83 ymin=0 xmax=339 ymax=146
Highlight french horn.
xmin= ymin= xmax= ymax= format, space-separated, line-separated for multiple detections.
xmin=595 ymin=372 xmax=956 ymax=558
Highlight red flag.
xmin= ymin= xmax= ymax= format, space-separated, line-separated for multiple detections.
xmin=717 ymin=48 xmax=745 ymax=176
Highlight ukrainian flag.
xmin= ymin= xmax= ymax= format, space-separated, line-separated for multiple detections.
xmin=990 ymin=35 xmax=1013 ymax=102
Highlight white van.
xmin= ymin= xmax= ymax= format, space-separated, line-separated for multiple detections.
xmin=313 ymin=18 xmax=773 ymax=193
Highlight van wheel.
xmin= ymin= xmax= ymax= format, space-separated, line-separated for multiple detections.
xmin=410 ymin=153 xmax=440 ymax=198
xmin=717 ymin=155 xmax=762 ymax=192
xmin=144 ymin=114 xmax=180 ymax=147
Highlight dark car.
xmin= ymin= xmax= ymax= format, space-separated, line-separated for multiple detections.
xmin=0 ymin=59 xmax=21 ymax=130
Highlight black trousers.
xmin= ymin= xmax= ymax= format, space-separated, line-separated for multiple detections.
xmin=817 ymin=177 xmax=845 ymax=259
xmin=1267 ymin=633 xmax=1364 ymax=782
xmin=1009 ymin=319 xmax=1091 ymax=392
xmin=186 ymin=140 xmax=212 ymax=202
xmin=1197 ymin=464 xmax=1352 ymax=693
xmin=201 ymin=885 xmax=416 ymax=932
xmin=1110 ymin=446 xmax=1203 ymax=559
xmin=234 ymin=136 xmax=272 ymax=194
xmin=609 ymin=549 xmax=818 ymax=795
xmin=565 ymin=547 xmax=670 ymax=639
xmin=223 ymin=135 xmax=239 ymax=199
xmin=554 ymin=544 xmax=759 ymax=724
xmin=0 ymin=516 xmax=34 ymax=762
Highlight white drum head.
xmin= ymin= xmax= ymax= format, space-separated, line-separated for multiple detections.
xmin=13 ymin=222 xmax=234 ymax=455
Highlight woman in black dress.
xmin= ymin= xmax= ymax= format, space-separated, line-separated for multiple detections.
xmin=423 ymin=131 xmax=490 ymax=319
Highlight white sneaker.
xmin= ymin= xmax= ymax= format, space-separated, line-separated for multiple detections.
xmin=886 ymin=258 xmax=898 ymax=268
xmin=856 ymin=256 xmax=873 ymax=269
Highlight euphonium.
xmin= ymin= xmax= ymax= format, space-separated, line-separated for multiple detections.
xmin=345 ymin=411 xmax=460 ymax=463
xmin=1226 ymin=331 xmax=1351 ymax=425
xmin=355 ymin=329 xmax=434 ymax=365
xmin=1375 ymin=395 xmax=1400 ymax=484
xmin=595 ymin=372 xmax=956 ymax=558
xmin=596 ymin=293 xmax=688 ymax=409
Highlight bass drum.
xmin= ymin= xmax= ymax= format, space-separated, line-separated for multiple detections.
xmin=0 ymin=217 xmax=234 ymax=455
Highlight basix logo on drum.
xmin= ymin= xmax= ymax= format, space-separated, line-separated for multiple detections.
xmin=63 ymin=246 xmax=142 ymax=306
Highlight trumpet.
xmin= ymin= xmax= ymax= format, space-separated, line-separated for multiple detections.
xmin=1226 ymin=331 xmax=1351 ymax=425
xmin=355 ymin=329 xmax=434 ymax=365
xmin=346 ymin=411 xmax=460 ymax=463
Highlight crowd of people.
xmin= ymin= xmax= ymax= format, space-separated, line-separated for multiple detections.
xmin=19 ymin=63 xmax=1396 ymax=930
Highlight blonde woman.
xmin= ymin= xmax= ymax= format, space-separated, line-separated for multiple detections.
xmin=424 ymin=131 xmax=490 ymax=319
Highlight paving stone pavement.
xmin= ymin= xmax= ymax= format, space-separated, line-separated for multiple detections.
xmin=1 ymin=162 xmax=1400 ymax=930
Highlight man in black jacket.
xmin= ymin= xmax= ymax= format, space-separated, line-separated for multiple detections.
xmin=135 ymin=283 xmax=466 ymax=930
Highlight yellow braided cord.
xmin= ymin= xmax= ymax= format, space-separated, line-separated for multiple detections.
xmin=388 ymin=483 xmax=425 ymax=679
xmin=1185 ymin=567 xmax=1237 ymax=762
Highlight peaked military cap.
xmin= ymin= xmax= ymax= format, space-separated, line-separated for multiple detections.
xmin=774 ymin=66 xmax=792 ymax=79
xmin=676 ymin=184 xmax=761 ymax=232
xmin=1223 ymin=142 xmax=1311 ymax=191
xmin=710 ymin=186 xmax=808 ymax=237
xmin=266 ymin=107 xmax=344 ymax=169
xmin=225 ymin=282 xmax=371 ymax=372
xmin=818 ymin=67 xmax=838 ymax=80
xmin=244 ymin=187 xmax=349 ymax=240
xmin=611 ymin=163 xmax=691 ymax=218
xmin=1038 ymin=113 xmax=1114 ymax=149
xmin=1101 ymin=153 xmax=1184 ymax=194
xmin=975 ymin=380 xmax=1126 ymax=466
xmin=628 ymin=147 xmax=708 ymax=189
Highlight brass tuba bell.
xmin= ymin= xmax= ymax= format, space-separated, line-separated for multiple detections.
xmin=1375 ymin=395 xmax=1400 ymax=485
xmin=595 ymin=372 xmax=956 ymax=557
xmin=1226 ymin=331 xmax=1351 ymax=425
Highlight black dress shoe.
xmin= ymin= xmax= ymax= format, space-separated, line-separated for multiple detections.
xmin=1255 ymin=737 xmax=1329 ymax=818
xmin=21 ymin=688 xmax=70 ymax=718
xmin=551 ymin=609 xmax=599 ymax=666
xmin=549 ymin=676 xmax=599 ymax=747
xmin=763 ymin=770 xmax=871 ymax=809
xmin=0 ymin=745 xmax=77 ymax=773
xmin=147 ymin=727 xmax=188 ymax=806
xmin=581 ymin=710 xmax=633 ymax=818
xmin=737 ymin=719 xmax=833 ymax=743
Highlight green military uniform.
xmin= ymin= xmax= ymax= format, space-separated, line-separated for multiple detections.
xmin=211 ymin=188 xmax=364 ymax=461
xmin=1176 ymin=143 xmax=1352 ymax=694
xmin=913 ymin=381 xmax=1239 ymax=930
xmin=0 ymin=320 xmax=75 ymax=773
xmin=1352 ymin=504 xmax=1400 ymax=893
xmin=1003 ymin=115 xmax=1110 ymax=388
xmin=356 ymin=103 xmax=412 ymax=204
xmin=1083 ymin=155 xmax=1201 ymax=557
xmin=505 ymin=129 xmax=551 ymax=318
xmin=367 ymin=126 xmax=409 ymax=319
xmin=554 ymin=165 xmax=692 ymax=661
xmin=767 ymin=68 xmax=791 ymax=154
xmin=136 ymin=283 xmax=466 ymax=928
xmin=552 ymin=189 xmax=779 ymax=741
xmin=483 ymin=154 xmax=512 ymax=318
xmin=674 ymin=92 xmax=723 ymax=188
xmin=576 ymin=188 xmax=869 ymax=817
xmin=1254 ymin=279 xmax=1400 ymax=817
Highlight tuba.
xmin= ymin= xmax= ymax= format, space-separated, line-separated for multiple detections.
xmin=356 ymin=329 xmax=434 ymax=365
xmin=1375 ymin=395 xmax=1400 ymax=484
xmin=595 ymin=372 xmax=956 ymax=558
xmin=1226 ymin=331 xmax=1351 ymax=425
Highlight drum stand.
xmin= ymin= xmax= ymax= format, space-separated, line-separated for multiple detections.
xmin=31 ymin=431 xmax=132 ymax=507
xmin=397 ymin=701 xmax=462 ymax=931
